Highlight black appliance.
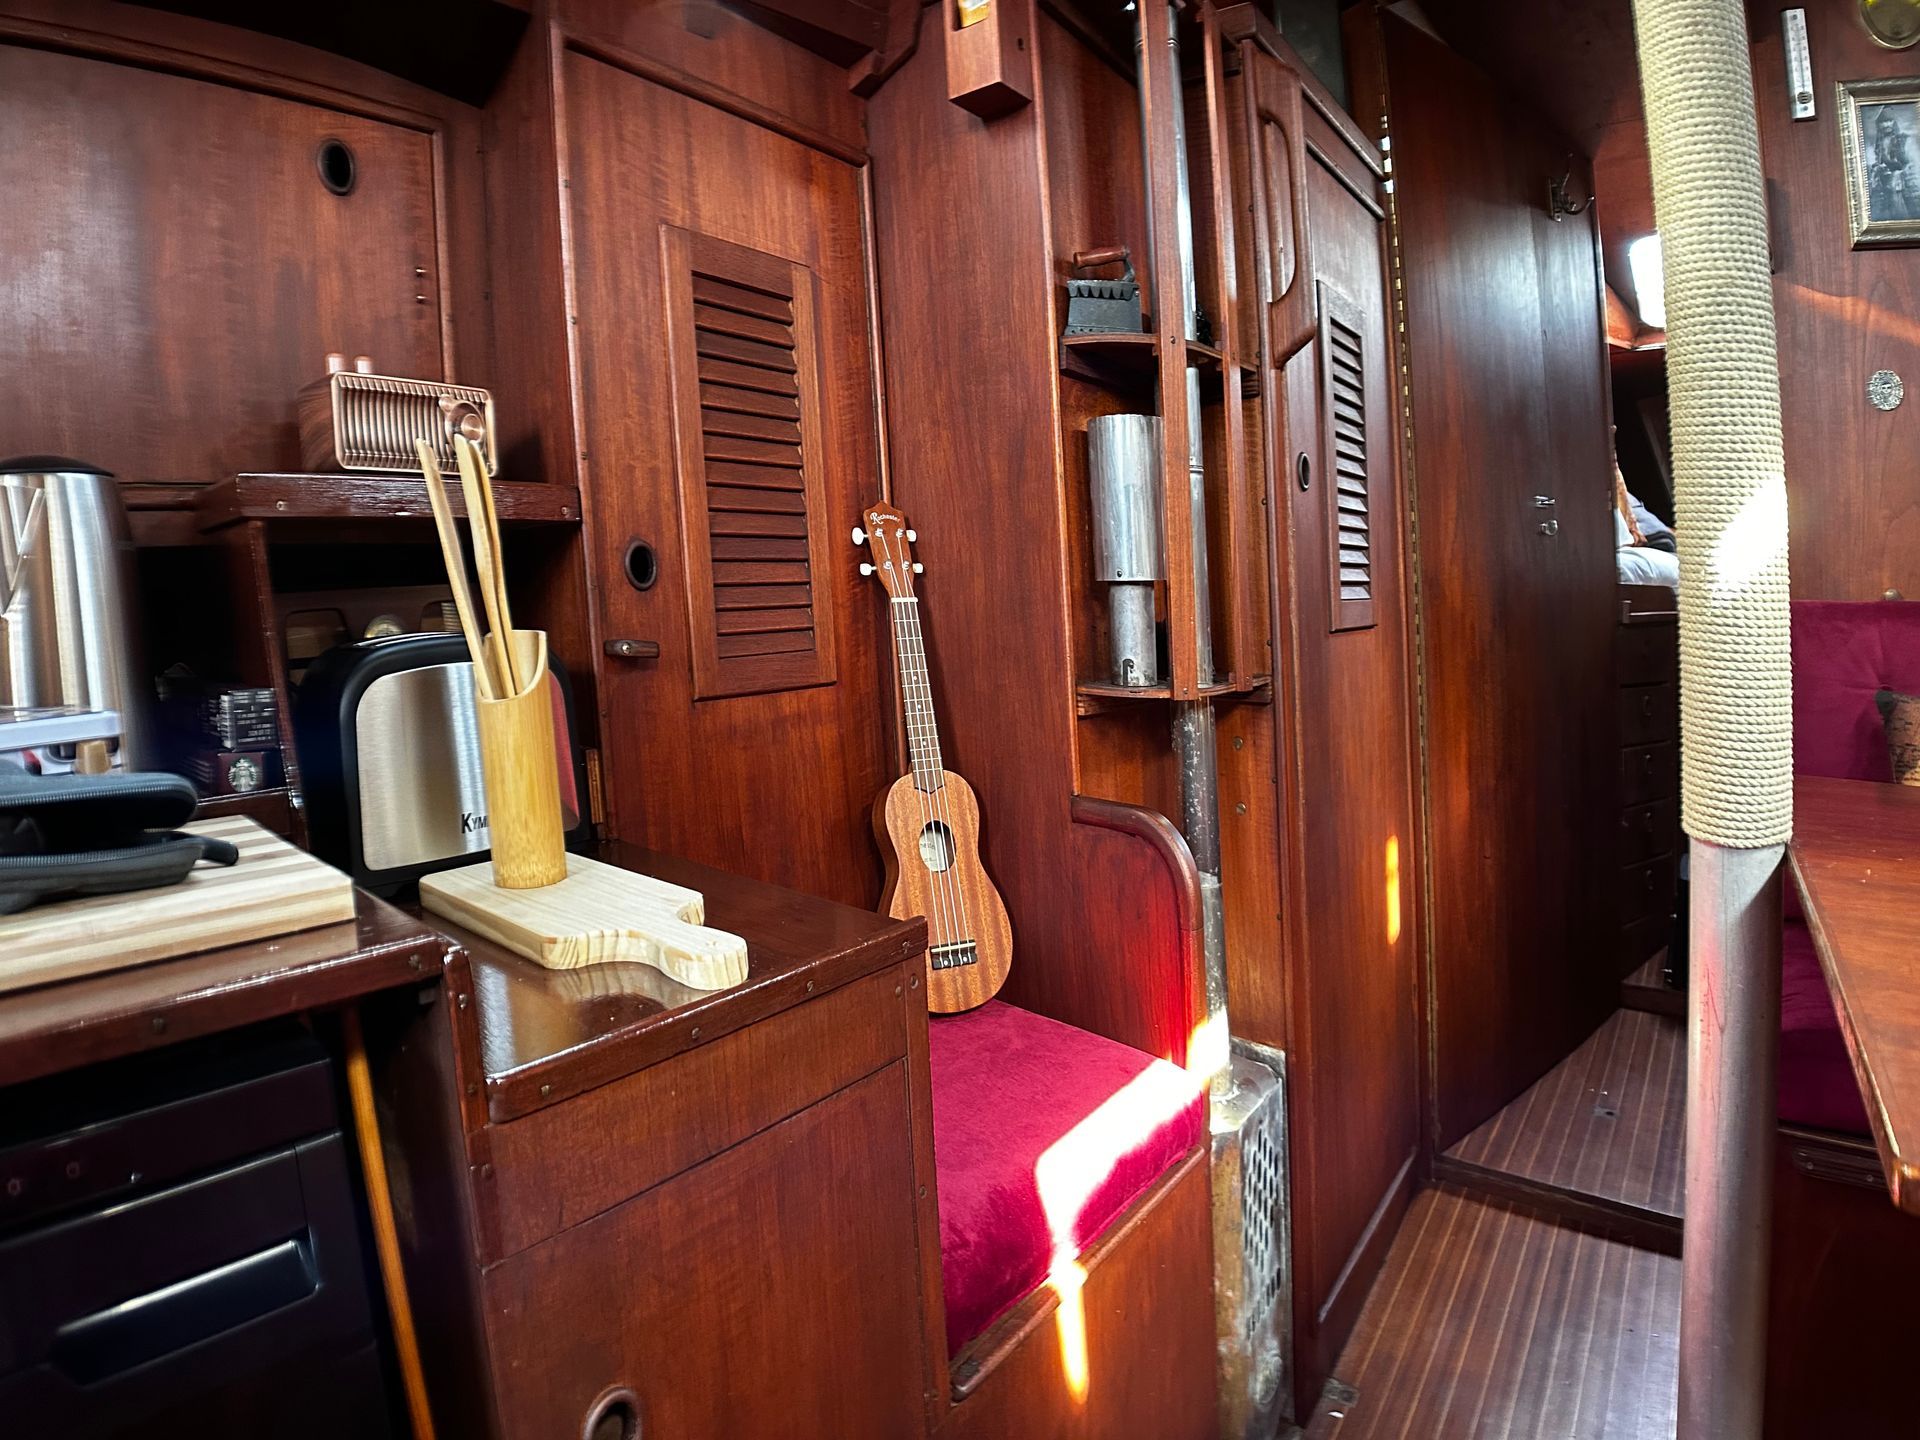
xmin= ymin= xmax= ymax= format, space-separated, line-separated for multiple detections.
xmin=0 ymin=1025 xmax=395 ymax=1438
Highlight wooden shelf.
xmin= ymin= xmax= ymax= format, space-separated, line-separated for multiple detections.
xmin=198 ymin=473 xmax=582 ymax=530
xmin=1058 ymin=332 xmax=1231 ymax=393
xmin=1075 ymin=674 xmax=1272 ymax=717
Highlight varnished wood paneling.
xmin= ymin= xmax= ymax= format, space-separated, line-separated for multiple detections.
xmin=1753 ymin=0 xmax=1920 ymax=602
xmin=1449 ymin=1007 xmax=1686 ymax=1222
xmin=1235 ymin=31 xmax=1423 ymax=1407
xmin=1355 ymin=10 xmax=1620 ymax=1152
xmin=560 ymin=50 xmax=887 ymax=904
xmin=1308 ymin=1187 xmax=1680 ymax=1440
xmin=556 ymin=0 xmax=866 ymax=159
xmin=483 ymin=1064 xmax=928 ymax=1440
xmin=936 ymin=1152 xmax=1218 ymax=1440
xmin=0 ymin=30 xmax=463 ymax=484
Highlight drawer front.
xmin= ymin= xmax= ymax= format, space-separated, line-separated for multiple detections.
xmin=1621 ymin=741 xmax=1679 ymax=807
xmin=1617 ymin=682 xmax=1678 ymax=748
xmin=1616 ymin=798 xmax=1680 ymax=867
xmin=1619 ymin=853 xmax=1678 ymax=927
xmin=1617 ymin=622 xmax=1678 ymax=687
xmin=488 ymin=965 xmax=910 ymax=1257
xmin=485 ymin=1064 xmax=927 ymax=1440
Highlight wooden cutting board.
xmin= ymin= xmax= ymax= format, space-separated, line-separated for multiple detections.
xmin=419 ymin=853 xmax=749 ymax=989
xmin=0 ymin=816 xmax=356 ymax=994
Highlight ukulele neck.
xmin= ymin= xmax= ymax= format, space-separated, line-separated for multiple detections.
xmin=889 ymin=596 xmax=946 ymax=793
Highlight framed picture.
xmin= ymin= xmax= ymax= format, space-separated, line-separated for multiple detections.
xmin=1839 ymin=77 xmax=1920 ymax=247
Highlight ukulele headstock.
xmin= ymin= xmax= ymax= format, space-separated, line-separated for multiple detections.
xmin=856 ymin=501 xmax=921 ymax=601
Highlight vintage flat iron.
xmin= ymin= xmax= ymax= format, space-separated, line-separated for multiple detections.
xmin=1062 ymin=245 xmax=1144 ymax=336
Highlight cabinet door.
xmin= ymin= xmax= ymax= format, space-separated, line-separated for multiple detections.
xmin=484 ymin=1064 xmax=928 ymax=1439
xmin=1245 ymin=45 xmax=1423 ymax=1413
xmin=562 ymin=51 xmax=888 ymax=906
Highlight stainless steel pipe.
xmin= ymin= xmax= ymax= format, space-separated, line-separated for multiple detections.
xmin=1088 ymin=415 xmax=1164 ymax=687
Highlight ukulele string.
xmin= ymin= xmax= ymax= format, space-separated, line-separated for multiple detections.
xmin=900 ymin=596 xmax=964 ymax=956
xmin=902 ymin=595 xmax=973 ymax=952
xmin=883 ymin=530 xmax=963 ymax=955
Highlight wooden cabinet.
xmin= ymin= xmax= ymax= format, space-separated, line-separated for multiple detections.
xmin=380 ymin=847 xmax=939 ymax=1440
xmin=1224 ymin=13 xmax=1423 ymax=1412
xmin=1615 ymin=588 xmax=1681 ymax=972
xmin=485 ymin=1066 xmax=927 ymax=1439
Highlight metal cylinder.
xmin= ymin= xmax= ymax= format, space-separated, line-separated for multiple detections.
xmin=1088 ymin=414 xmax=1164 ymax=687
xmin=0 ymin=458 xmax=148 ymax=767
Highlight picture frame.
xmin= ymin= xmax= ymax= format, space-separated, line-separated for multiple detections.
xmin=1838 ymin=77 xmax=1920 ymax=247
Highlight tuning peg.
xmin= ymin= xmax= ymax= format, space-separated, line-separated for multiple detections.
xmin=912 ymin=562 xmax=924 ymax=574
xmin=860 ymin=562 xmax=875 ymax=576
xmin=851 ymin=526 xmax=866 ymax=546
xmin=906 ymin=529 xmax=917 ymax=542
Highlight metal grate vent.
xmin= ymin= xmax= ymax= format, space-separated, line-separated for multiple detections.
xmin=1241 ymin=1069 xmax=1289 ymax=1346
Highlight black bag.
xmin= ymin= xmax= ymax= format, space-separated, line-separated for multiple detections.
xmin=0 ymin=768 xmax=239 ymax=915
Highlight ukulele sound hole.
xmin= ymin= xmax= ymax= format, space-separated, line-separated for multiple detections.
xmin=917 ymin=820 xmax=956 ymax=874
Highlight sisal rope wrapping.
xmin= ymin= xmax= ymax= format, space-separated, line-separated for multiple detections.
xmin=1633 ymin=0 xmax=1793 ymax=847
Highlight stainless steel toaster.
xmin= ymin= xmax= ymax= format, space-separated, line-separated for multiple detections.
xmin=293 ymin=633 xmax=589 ymax=895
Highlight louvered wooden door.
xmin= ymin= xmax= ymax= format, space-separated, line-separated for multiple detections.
xmin=1245 ymin=44 xmax=1421 ymax=1413
xmin=563 ymin=55 xmax=887 ymax=905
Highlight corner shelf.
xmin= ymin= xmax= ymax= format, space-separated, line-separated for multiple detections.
xmin=1075 ymin=674 xmax=1273 ymax=717
xmin=198 ymin=473 xmax=582 ymax=531
xmin=1059 ymin=332 xmax=1231 ymax=393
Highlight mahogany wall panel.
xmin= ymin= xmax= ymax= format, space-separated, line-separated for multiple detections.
xmin=1353 ymin=11 xmax=1619 ymax=1150
xmin=1752 ymin=1 xmax=1920 ymax=602
xmin=0 ymin=29 xmax=467 ymax=485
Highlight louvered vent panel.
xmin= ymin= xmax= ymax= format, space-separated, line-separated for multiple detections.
xmin=668 ymin=230 xmax=835 ymax=697
xmin=1319 ymin=282 xmax=1376 ymax=631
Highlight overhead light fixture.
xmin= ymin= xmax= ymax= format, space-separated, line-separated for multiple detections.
xmin=1629 ymin=232 xmax=1667 ymax=331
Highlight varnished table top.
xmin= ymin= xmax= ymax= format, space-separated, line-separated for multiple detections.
xmin=427 ymin=843 xmax=927 ymax=1122
xmin=1789 ymin=775 xmax=1920 ymax=1215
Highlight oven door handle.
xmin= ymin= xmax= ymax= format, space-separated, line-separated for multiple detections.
xmin=49 ymin=1236 xmax=316 ymax=1384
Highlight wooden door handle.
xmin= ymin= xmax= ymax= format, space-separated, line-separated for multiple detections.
xmin=1248 ymin=45 xmax=1316 ymax=364
xmin=604 ymin=638 xmax=660 ymax=660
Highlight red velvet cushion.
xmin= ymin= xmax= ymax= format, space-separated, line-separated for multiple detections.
xmin=927 ymin=1001 xmax=1205 ymax=1352
xmin=1792 ymin=600 xmax=1920 ymax=782
xmin=1779 ymin=918 xmax=1870 ymax=1134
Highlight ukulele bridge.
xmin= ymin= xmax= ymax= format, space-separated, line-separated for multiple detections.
xmin=929 ymin=940 xmax=979 ymax=970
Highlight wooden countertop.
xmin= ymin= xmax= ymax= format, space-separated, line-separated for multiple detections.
xmin=425 ymin=843 xmax=927 ymax=1122
xmin=0 ymin=890 xmax=452 ymax=1090
xmin=1789 ymin=775 xmax=1920 ymax=1215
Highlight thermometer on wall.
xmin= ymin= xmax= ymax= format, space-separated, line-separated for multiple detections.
xmin=1783 ymin=9 xmax=1815 ymax=122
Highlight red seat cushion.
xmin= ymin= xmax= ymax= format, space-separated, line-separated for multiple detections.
xmin=1779 ymin=918 xmax=1871 ymax=1135
xmin=927 ymin=1001 xmax=1205 ymax=1352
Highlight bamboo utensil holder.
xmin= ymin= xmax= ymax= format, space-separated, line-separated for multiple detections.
xmin=476 ymin=628 xmax=568 ymax=889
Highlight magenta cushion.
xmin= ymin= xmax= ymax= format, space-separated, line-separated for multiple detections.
xmin=927 ymin=1001 xmax=1205 ymax=1352
xmin=1792 ymin=600 xmax=1920 ymax=783
xmin=1779 ymin=918 xmax=1871 ymax=1134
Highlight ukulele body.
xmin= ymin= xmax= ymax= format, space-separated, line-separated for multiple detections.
xmin=873 ymin=770 xmax=1013 ymax=1013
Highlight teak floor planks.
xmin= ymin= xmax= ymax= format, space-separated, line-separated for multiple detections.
xmin=1306 ymin=1188 xmax=1680 ymax=1440
xmin=1447 ymin=1008 xmax=1686 ymax=1219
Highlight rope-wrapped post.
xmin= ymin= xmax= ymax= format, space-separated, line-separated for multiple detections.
xmin=1632 ymin=0 xmax=1792 ymax=1435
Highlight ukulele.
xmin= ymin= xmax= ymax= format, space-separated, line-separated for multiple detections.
xmin=858 ymin=501 xmax=1014 ymax=1013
